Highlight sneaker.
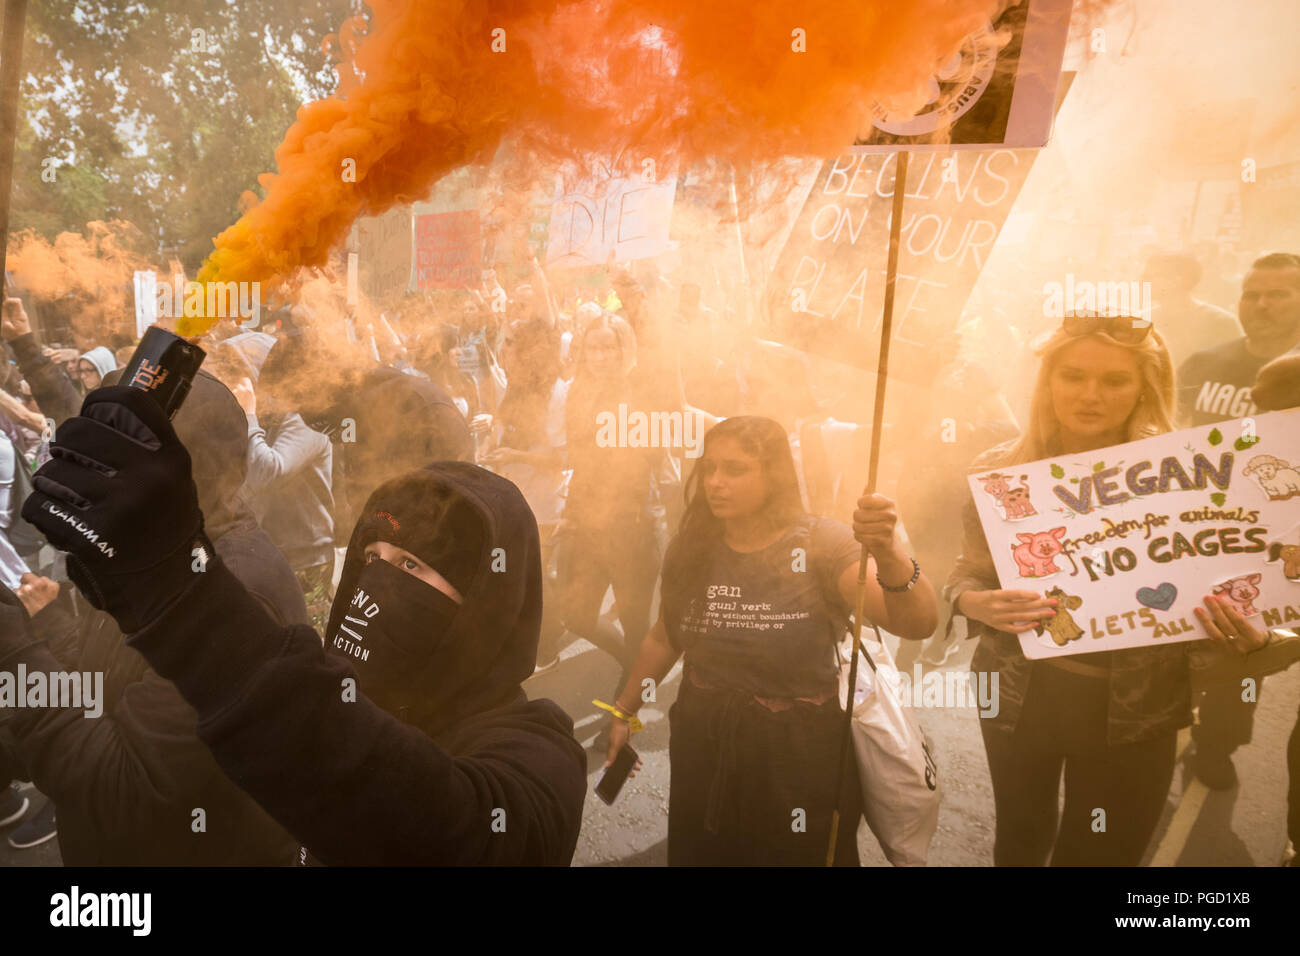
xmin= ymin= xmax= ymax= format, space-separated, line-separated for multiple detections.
xmin=0 ymin=786 xmax=29 ymax=827
xmin=532 ymin=655 xmax=561 ymax=677
xmin=1191 ymin=748 xmax=1238 ymax=790
xmin=7 ymin=799 xmax=56 ymax=849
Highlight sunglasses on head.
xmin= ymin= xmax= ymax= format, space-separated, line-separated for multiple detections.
xmin=1061 ymin=312 xmax=1151 ymax=344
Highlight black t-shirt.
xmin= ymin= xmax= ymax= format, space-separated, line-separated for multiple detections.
xmin=664 ymin=515 xmax=860 ymax=698
xmin=1177 ymin=337 xmax=1298 ymax=426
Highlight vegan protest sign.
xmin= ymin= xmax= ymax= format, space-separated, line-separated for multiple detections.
xmin=967 ymin=409 xmax=1300 ymax=659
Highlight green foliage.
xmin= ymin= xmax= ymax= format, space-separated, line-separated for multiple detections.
xmin=1208 ymin=428 xmax=1222 ymax=446
xmin=10 ymin=0 xmax=358 ymax=271
xmin=1050 ymin=463 xmax=1064 ymax=479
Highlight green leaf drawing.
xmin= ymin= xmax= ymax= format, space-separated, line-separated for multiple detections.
xmin=1050 ymin=464 xmax=1065 ymax=479
xmin=1093 ymin=461 xmax=1105 ymax=472
xmin=1210 ymin=493 xmax=1226 ymax=507
xmin=1208 ymin=428 xmax=1222 ymax=446
xmin=1234 ymin=436 xmax=1259 ymax=451
xmin=1070 ymin=477 xmax=1079 ymax=483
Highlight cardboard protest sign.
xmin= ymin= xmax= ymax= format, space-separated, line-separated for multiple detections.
xmin=356 ymin=206 xmax=414 ymax=299
xmin=853 ymin=0 xmax=1071 ymax=152
xmin=760 ymin=143 xmax=1047 ymax=383
xmin=966 ymin=409 xmax=1300 ymax=659
xmin=414 ymin=210 xmax=480 ymax=289
xmin=546 ymin=172 xmax=677 ymax=268
xmin=133 ymin=271 xmax=158 ymax=340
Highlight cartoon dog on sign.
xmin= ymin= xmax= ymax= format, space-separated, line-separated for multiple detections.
xmin=1012 ymin=527 xmax=1067 ymax=578
xmin=1212 ymin=573 xmax=1263 ymax=617
xmin=1035 ymin=586 xmax=1084 ymax=646
xmin=1267 ymin=541 xmax=1300 ymax=581
xmin=978 ymin=472 xmax=1039 ymax=521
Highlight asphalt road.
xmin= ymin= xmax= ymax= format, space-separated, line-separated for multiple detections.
xmin=3 ymin=628 xmax=1296 ymax=868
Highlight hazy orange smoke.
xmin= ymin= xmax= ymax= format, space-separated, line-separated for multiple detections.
xmin=7 ymin=221 xmax=155 ymax=345
xmin=189 ymin=0 xmax=998 ymax=335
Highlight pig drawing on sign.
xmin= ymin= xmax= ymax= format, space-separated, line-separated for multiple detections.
xmin=1212 ymin=573 xmax=1263 ymax=617
xmin=1012 ymin=527 xmax=1067 ymax=578
xmin=1035 ymin=586 xmax=1084 ymax=646
xmin=1241 ymin=454 xmax=1300 ymax=501
xmin=979 ymin=472 xmax=1038 ymax=521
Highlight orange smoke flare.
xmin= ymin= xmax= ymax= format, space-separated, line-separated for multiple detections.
xmin=187 ymin=0 xmax=998 ymax=335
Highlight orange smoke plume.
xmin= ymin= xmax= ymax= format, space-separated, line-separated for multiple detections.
xmin=188 ymin=0 xmax=999 ymax=335
xmin=7 ymin=221 xmax=155 ymax=346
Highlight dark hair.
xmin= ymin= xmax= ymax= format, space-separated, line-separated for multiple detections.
xmin=1250 ymin=252 xmax=1300 ymax=275
xmin=497 ymin=317 xmax=561 ymax=450
xmin=661 ymin=416 xmax=805 ymax=630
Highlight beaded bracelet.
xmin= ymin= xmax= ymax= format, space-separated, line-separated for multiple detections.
xmin=877 ymin=556 xmax=921 ymax=593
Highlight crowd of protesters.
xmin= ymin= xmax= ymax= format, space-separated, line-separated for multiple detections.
xmin=0 ymin=245 xmax=1298 ymax=867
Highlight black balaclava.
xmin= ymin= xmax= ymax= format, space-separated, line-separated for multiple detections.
xmin=324 ymin=462 xmax=543 ymax=739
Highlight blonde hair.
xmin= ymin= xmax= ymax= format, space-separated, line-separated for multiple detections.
xmin=996 ymin=323 xmax=1176 ymax=467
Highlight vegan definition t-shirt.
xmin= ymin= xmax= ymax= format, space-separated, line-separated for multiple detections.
xmin=665 ymin=515 xmax=860 ymax=699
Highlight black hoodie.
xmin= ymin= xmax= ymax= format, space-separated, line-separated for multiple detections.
xmin=125 ymin=461 xmax=587 ymax=865
xmin=0 ymin=371 xmax=307 ymax=865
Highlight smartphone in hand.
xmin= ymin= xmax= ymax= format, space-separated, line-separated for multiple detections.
xmin=595 ymin=744 xmax=638 ymax=805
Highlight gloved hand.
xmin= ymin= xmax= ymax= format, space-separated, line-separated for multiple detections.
xmin=21 ymin=385 xmax=209 ymax=633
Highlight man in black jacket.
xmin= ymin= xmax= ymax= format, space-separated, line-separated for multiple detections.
xmin=1 ymin=298 xmax=82 ymax=428
xmin=0 ymin=372 xmax=306 ymax=864
xmin=22 ymin=386 xmax=587 ymax=865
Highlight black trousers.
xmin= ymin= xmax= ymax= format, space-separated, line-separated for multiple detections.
xmin=1191 ymin=673 xmax=1262 ymax=756
xmin=667 ymin=678 xmax=861 ymax=866
xmin=980 ymin=661 xmax=1177 ymax=866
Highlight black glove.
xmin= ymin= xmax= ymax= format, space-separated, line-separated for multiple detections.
xmin=21 ymin=386 xmax=208 ymax=633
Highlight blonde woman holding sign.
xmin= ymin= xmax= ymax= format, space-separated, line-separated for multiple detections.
xmin=947 ymin=314 xmax=1270 ymax=866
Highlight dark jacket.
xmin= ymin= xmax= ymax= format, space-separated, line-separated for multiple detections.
xmin=126 ymin=461 xmax=587 ymax=865
xmin=0 ymin=372 xmax=309 ymax=865
xmin=8 ymin=332 xmax=82 ymax=428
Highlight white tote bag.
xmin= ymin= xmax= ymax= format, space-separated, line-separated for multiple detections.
xmin=837 ymin=631 xmax=941 ymax=866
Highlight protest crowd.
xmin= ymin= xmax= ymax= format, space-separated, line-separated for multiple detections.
xmin=0 ymin=241 xmax=1297 ymax=868
xmin=0 ymin=0 xmax=1298 ymax=874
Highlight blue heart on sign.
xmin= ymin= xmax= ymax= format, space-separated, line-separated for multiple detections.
xmin=1136 ymin=583 xmax=1177 ymax=611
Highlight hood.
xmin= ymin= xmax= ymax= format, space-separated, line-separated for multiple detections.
xmin=325 ymin=461 xmax=542 ymax=737
xmin=216 ymin=331 xmax=277 ymax=382
xmin=79 ymin=347 xmax=117 ymax=381
xmin=103 ymin=367 xmax=253 ymax=540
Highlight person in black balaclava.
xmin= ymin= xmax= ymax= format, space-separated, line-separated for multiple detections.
xmin=21 ymin=386 xmax=586 ymax=865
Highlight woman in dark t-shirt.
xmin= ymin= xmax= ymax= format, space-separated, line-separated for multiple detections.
xmin=603 ymin=416 xmax=937 ymax=865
